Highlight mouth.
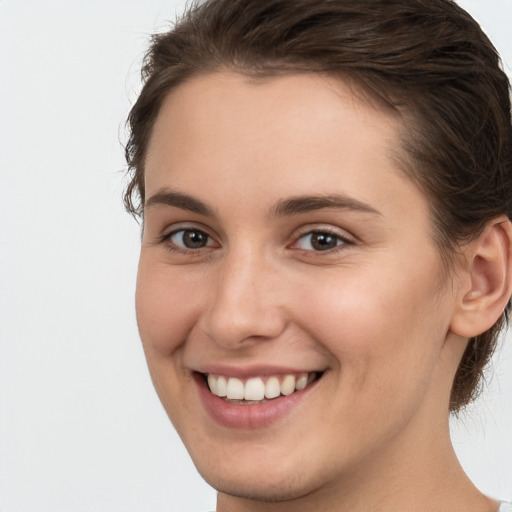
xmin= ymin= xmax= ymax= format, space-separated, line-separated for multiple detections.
xmin=200 ymin=371 xmax=323 ymax=405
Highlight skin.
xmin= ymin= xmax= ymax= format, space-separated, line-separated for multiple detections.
xmin=136 ymin=72 xmax=501 ymax=512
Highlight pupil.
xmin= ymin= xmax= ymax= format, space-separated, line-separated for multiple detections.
xmin=183 ymin=230 xmax=207 ymax=248
xmin=311 ymin=232 xmax=337 ymax=251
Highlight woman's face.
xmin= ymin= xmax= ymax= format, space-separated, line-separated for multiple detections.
xmin=136 ymin=72 xmax=464 ymax=502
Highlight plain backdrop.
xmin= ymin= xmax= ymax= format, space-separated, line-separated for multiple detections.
xmin=1 ymin=1 xmax=511 ymax=511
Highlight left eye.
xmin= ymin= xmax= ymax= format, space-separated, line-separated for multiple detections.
xmin=168 ymin=229 xmax=214 ymax=249
xmin=296 ymin=231 xmax=347 ymax=251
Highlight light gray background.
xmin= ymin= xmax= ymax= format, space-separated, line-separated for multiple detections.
xmin=1 ymin=1 xmax=511 ymax=511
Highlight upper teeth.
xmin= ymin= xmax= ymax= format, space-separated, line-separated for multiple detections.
xmin=207 ymin=373 xmax=310 ymax=401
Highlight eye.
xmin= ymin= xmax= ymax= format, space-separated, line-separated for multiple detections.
xmin=168 ymin=229 xmax=215 ymax=250
xmin=295 ymin=230 xmax=349 ymax=252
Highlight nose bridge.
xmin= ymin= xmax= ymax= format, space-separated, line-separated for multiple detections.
xmin=202 ymin=243 xmax=286 ymax=347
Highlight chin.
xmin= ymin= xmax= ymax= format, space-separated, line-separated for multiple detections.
xmin=187 ymin=439 xmax=338 ymax=505
xmin=198 ymin=465 xmax=320 ymax=503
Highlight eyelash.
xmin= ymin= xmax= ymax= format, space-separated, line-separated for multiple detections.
xmin=161 ymin=227 xmax=218 ymax=255
xmin=291 ymin=228 xmax=353 ymax=254
xmin=159 ymin=226 xmax=354 ymax=256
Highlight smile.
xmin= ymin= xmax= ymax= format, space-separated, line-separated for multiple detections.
xmin=205 ymin=372 xmax=319 ymax=404
xmin=195 ymin=370 xmax=324 ymax=428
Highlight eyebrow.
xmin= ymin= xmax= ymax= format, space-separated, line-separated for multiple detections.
xmin=145 ymin=189 xmax=215 ymax=216
xmin=272 ymin=194 xmax=381 ymax=217
xmin=144 ymin=188 xmax=380 ymax=218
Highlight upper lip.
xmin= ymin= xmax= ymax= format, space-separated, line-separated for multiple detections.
xmin=192 ymin=364 xmax=325 ymax=379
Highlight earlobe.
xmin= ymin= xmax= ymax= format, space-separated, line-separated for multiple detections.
xmin=450 ymin=217 xmax=512 ymax=338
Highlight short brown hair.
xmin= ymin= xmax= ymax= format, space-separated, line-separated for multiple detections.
xmin=124 ymin=0 xmax=512 ymax=412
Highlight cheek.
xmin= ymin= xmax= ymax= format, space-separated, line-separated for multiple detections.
xmin=293 ymin=259 xmax=449 ymax=392
xmin=135 ymin=258 xmax=204 ymax=424
xmin=135 ymin=257 xmax=201 ymax=357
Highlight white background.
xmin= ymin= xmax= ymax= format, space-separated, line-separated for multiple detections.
xmin=1 ymin=1 xmax=511 ymax=511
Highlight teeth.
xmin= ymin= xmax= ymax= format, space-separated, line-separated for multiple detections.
xmin=217 ymin=376 xmax=227 ymax=397
xmin=280 ymin=375 xmax=295 ymax=396
xmin=207 ymin=374 xmax=217 ymax=395
xmin=296 ymin=373 xmax=308 ymax=390
xmin=244 ymin=378 xmax=265 ymax=401
xmin=265 ymin=376 xmax=280 ymax=399
xmin=207 ymin=372 xmax=313 ymax=401
xmin=227 ymin=378 xmax=244 ymax=399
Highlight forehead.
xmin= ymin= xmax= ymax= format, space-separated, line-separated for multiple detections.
xmin=144 ymin=72 xmax=409 ymax=198
xmin=142 ymin=71 xmax=434 ymax=244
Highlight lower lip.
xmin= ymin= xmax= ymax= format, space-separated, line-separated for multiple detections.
xmin=194 ymin=374 xmax=319 ymax=429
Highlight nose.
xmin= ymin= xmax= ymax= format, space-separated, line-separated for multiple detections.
xmin=200 ymin=248 xmax=288 ymax=349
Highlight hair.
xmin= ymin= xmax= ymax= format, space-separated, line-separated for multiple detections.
xmin=124 ymin=0 xmax=512 ymax=412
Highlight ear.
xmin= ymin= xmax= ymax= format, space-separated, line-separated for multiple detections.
xmin=450 ymin=216 xmax=512 ymax=338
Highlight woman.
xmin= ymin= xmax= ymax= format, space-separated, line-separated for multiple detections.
xmin=125 ymin=1 xmax=512 ymax=510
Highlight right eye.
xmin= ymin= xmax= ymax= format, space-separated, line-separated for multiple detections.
xmin=167 ymin=229 xmax=216 ymax=250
